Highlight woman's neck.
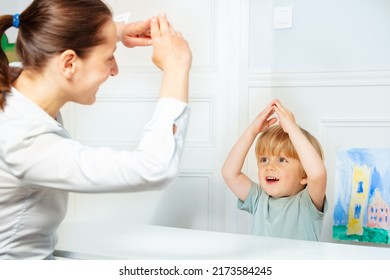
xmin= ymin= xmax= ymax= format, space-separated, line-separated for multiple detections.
xmin=12 ymin=69 xmax=67 ymax=118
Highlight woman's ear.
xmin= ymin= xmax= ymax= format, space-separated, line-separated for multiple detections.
xmin=58 ymin=50 xmax=78 ymax=79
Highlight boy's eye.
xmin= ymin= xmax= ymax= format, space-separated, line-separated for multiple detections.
xmin=278 ymin=157 xmax=288 ymax=163
xmin=259 ymin=157 xmax=269 ymax=163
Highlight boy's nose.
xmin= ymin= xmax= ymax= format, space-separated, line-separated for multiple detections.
xmin=266 ymin=163 xmax=275 ymax=171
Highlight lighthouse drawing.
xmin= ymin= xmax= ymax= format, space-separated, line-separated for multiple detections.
xmin=347 ymin=165 xmax=371 ymax=236
xmin=333 ymin=148 xmax=390 ymax=244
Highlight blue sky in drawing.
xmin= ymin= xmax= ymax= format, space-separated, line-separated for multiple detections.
xmin=333 ymin=148 xmax=390 ymax=226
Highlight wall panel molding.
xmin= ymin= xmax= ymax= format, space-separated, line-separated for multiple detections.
xmin=174 ymin=170 xmax=215 ymax=230
xmin=249 ymin=70 xmax=390 ymax=87
xmin=66 ymin=95 xmax=215 ymax=149
xmin=321 ymin=118 xmax=390 ymax=127
xmin=67 ymin=170 xmax=215 ymax=231
xmin=320 ymin=118 xmax=390 ymax=149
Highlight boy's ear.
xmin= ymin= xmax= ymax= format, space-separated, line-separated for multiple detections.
xmin=58 ymin=49 xmax=78 ymax=79
xmin=299 ymin=168 xmax=308 ymax=186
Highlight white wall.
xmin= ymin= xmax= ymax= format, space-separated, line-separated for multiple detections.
xmin=0 ymin=1 xmax=31 ymax=14
xmin=2 ymin=0 xmax=390 ymax=248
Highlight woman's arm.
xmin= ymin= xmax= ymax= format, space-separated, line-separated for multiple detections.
xmin=150 ymin=14 xmax=191 ymax=103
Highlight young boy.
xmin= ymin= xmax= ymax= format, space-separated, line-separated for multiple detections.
xmin=222 ymin=99 xmax=327 ymax=241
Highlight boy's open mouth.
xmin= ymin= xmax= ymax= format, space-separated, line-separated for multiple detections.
xmin=266 ymin=176 xmax=279 ymax=182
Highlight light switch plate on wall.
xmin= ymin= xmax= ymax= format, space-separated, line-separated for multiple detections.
xmin=273 ymin=6 xmax=293 ymax=29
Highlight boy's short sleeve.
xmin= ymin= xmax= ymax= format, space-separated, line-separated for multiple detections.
xmin=302 ymin=188 xmax=328 ymax=219
xmin=237 ymin=181 xmax=261 ymax=214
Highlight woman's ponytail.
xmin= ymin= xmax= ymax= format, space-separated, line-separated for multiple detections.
xmin=0 ymin=14 xmax=14 ymax=110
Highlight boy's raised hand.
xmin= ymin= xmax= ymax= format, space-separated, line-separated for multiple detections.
xmin=250 ymin=100 xmax=278 ymax=135
xmin=272 ymin=99 xmax=298 ymax=134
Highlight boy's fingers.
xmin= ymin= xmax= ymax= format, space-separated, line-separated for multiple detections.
xmin=268 ymin=117 xmax=278 ymax=127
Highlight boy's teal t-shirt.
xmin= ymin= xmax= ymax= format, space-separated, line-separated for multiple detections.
xmin=238 ymin=181 xmax=328 ymax=241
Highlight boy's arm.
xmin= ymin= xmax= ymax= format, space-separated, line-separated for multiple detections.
xmin=222 ymin=102 xmax=277 ymax=201
xmin=273 ymin=100 xmax=327 ymax=211
xmin=221 ymin=128 xmax=257 ymax=201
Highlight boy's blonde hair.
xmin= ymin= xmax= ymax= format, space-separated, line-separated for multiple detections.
xmin=255 ymin=125 xmax=324 ymax=163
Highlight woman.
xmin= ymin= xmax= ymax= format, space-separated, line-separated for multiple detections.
xmin=0 ymin=0 xmax=191 ymax=259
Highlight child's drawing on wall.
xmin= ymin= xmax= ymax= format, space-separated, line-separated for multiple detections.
xmin=1 ymin=10 xmax=18 ymax=63
xmin=334 ymin=148 xmax=390 ymax=244
xmin=1 ymin=34 xmax=18 ymax=62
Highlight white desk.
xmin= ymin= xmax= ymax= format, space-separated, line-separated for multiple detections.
xmin=54 ymin=222 xmax=390 ymax=260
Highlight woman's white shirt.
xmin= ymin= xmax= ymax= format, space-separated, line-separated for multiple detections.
xmin=0 ymin=87 xmax=189 ymax=259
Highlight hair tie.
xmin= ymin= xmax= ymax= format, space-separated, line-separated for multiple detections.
xmin=13 ymin=14 xmax=20 ymax=28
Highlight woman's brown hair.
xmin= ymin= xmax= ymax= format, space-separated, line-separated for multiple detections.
xmin=0 ymin=0 xmax=113 ymax=110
